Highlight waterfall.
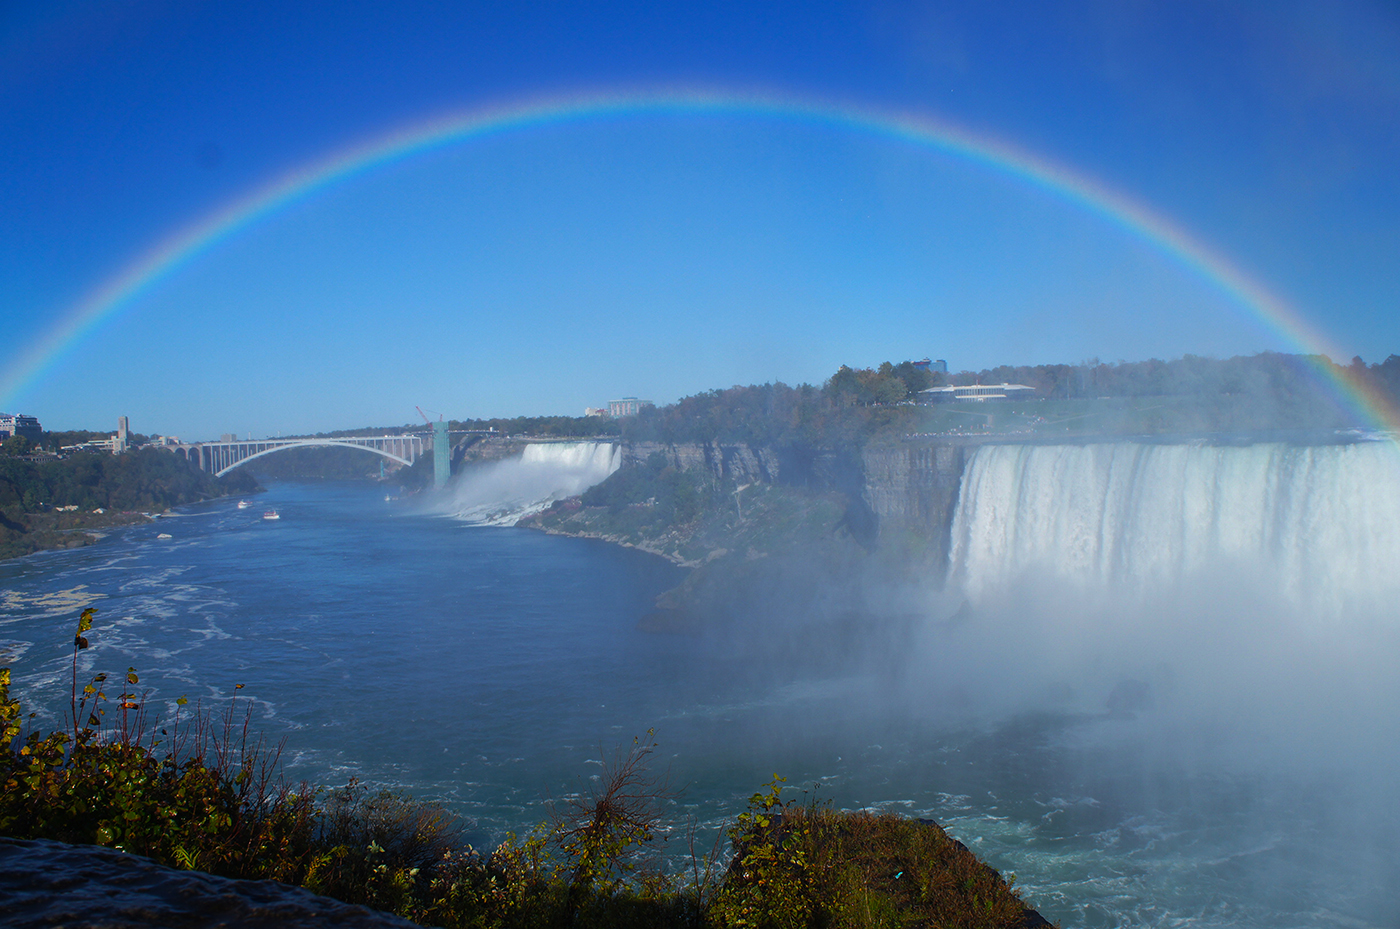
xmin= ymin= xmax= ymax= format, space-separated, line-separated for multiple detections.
xmin=948 ymin=440 xmax=1400 ymax=618
xmin=440 ymin=441 xmax=620 ymax=526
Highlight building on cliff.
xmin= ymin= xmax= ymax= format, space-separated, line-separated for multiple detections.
xmin=919 ymin=383 xmax=1035 ymax=402
xmin=0 ymin=413 xmax=42 ymax=440
xmin=608 ymin=397 xmax=654 ymax=418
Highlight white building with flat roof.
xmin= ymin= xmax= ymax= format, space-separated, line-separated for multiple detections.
xmin=608 ymin=397 xmax=653 ymax=418
xmin=919 ymin=383 xmax=1036 ymax=402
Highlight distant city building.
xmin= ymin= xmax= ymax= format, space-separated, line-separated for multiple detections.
xmin=608 ymin=397 xmax=653 ymax=418
xmin=0 ymin=413 xmax=42 ymax=440
xmin=220 ymin=433 xmax=237 ymax=443
xmin=584 ymin=407 xmax=610 ymax=418
xmin=115 ymin=416 xmax=130 ymax=453
xmin=919 ymin=383 xmax=1035 ymax=402
xmin=62 ymin=437 xmax=118 ymax=453
xmin=911 ymin=358 xmax=949 ymax=374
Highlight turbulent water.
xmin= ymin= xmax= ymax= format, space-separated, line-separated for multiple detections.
xmin=436 ymin=441 xmax=620 ymax=525
xmin=1 ymin=440 xmax=1398 ymax=927
xmin=932 ymin=439 xmax=1400 ymax=927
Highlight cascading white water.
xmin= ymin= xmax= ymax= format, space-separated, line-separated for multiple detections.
xmin=932 ymin=440 xmax=1400 ymax=927
xmin=440 ymin=441 xmax=620 ymax=526
xmin=949 ymin=440 xmax=1400 ymax=618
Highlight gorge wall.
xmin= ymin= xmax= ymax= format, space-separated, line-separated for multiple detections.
xmin=468 ymin=434 xmax=975 ymax=564
xmin=623 ymin=437 xmax=974 ymax=566
xmin=858 ymin=442 xmax=969 ymax=565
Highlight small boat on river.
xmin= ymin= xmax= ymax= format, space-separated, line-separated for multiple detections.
xmin=262 ymin=510 xmax=281 ymax=521
xmin=237 ymin=500 xmax=252 ymax=509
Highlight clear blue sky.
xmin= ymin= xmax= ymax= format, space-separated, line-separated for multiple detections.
xmin=3 ymin=1 xmax=1398 ymax=439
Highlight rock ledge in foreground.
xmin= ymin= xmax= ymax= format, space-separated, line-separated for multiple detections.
xmin=0 ymin=837 xmax=423 ymax=929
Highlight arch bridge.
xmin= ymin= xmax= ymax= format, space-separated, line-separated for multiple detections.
xmin=175 ymin=434 xmax=430 ymax=477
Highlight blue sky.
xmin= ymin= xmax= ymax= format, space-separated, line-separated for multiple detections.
xmin=3 ymin=1 xmax=1398 ymax=438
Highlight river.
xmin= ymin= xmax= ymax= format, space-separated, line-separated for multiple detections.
xmin=1 ymin=464 xmax=1396 ymax=927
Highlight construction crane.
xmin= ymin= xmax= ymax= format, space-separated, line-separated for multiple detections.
xmin=416 ymin=406 xmax=444 ymax=424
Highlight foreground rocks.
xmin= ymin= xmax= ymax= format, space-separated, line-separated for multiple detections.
xmin=0 ymin=838 xmax=421 ymax=929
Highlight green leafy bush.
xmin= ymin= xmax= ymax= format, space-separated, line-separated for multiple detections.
xmin=0 ymin=608 xmax=316 ymax=881
xmin=714 ymin=776 xmax=1037 ymax=929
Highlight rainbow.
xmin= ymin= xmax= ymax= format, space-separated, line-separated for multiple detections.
xmin=5 ymin=87 xmax=1396 ymax=431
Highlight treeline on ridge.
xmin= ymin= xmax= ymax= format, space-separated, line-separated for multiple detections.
xmin=0 ymin=447 xmax=257 ymax=514
xmin=457 ymin=351 xmax=1399 ymax=447
xmin=592 ymin=352 xmax=1398 ymax=446
xmin=271 ymin=351 xmax=1400 ymax=456
xmin=953 ymin=351 xmax=1400 ymax=403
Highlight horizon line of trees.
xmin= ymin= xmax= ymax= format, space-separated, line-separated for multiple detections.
xmin=28 ymin=350 xmax=1400 ymax=455
xmin=944 ymin=351 xmax=1400 ymax=401
xmin=0 ymin=446 xmax=257 ymax=515
xmin=270 ymin=350 xmax=1400 ymax=450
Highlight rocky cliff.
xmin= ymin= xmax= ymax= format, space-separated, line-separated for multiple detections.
xmin=859 ymin=441 xmax=969 ymax=567
xmin=460 ymin=434 xmax=974 ymax=558
xmin=621 ymin=440 xmax=783 ymax=485
xmin=619 ymin=437 xmax=974 ymax=565
xmin=0 ymin=838 xmax=419 ymax=929
xmin=514 ymin=436 xmax=977 ymax=572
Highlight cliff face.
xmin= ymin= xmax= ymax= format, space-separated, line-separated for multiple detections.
xmin=500 ymin=436 xmax=972 ymax=566
xmin=453 ymin=434 xmax=531 ymax=465
xmin=859 ymin=442 xmax=968 ymax=567
xmin=519 ymin=436 xmax=976 ymax=641
xmin=622 ymin=440 xmax=783 ymax=485
xmin=623 ymin=438 xmax=971 ymax=564
xmin=468 ymin=434 xmax=978 ymax=586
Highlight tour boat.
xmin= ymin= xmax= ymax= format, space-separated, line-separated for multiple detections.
xmin=237 ymin=500 xmax=252 ymax=509
xmin=262 ymin=510 xmax=281 ymax=521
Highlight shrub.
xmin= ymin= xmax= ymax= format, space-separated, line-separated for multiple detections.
xmin=713 ymin=776 xmax=1038 ymax=929
xmin=0 ymin=608 xmax=316 ymax=880
xmin=302 ymin=779 xmax=467 ymax=914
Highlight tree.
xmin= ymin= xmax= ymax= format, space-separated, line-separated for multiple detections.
xmin=1 ymin=436 xmax=31 ymax=457
xmin=548 ymin=730 xmax=676 ymax=904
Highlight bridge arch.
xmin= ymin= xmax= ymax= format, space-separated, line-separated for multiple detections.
xmin=213 ymin=440 xmax=416 ymax=477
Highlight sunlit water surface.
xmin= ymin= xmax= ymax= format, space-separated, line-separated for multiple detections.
xmin=1 ymin=480 xmax=1394 ymax=928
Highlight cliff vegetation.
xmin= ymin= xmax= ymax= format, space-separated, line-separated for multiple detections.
xmin=0 ymin=447 xmax=258 ymax=559
xmin=475 ymin=351 xmax=1400 ymax=448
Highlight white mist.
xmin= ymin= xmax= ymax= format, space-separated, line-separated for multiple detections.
xmin=433 ymin=441 xmax=619 ymax=525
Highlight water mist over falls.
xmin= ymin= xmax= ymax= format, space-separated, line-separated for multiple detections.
xmin=929 ymin=439 xmax=1400 ymax=774
xmin=900 ymin=440 xmax=1400 ymax=924
xmin=435 ymin=441 xmax=619 ymax=525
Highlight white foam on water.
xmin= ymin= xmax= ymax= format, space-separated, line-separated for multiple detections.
xmin=436 ymin=441 xmax=620 ymax=525
xmin=927 ymin=439 xmax=1400 ymax=927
